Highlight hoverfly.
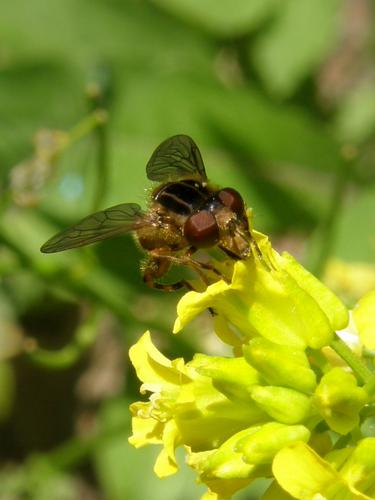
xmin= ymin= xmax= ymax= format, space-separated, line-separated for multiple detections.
xmin=41 ymin=135 xmax=252 ymax=291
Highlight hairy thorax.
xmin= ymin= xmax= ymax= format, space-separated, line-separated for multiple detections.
xmin=135 ymin=204 xmax=188 ymax=251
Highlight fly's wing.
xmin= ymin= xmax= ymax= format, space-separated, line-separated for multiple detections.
xmin=40 ymin=203 xmax=143 ymax=253
xmin=146 ymin=134 xmax=207 ymax=182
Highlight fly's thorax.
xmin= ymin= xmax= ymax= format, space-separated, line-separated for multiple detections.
xmin=134 ymin=203 xmax=188 ymax=252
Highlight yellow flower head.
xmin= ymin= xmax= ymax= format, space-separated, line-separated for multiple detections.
xmin=174 ymin=231 xmax=348 ymax=349
xmin=270 ymin=439 xmax=375 ymax=499
xmin=129 ymin=332 xmax=267 ymax=478
xmin=128 ymin=226 xmax=375 ymax=500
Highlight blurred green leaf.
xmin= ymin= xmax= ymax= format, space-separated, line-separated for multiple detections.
xmin=0 ymin=0 xmax=213 ymax=170
xmin=335 ymin=85 xmax=375 ymax=144
xmin=331 ymin=186 xmax=375 ymax=263
xmin=204 ymin=85 xmax=342 ymax=233
xmin=150 ymin=0 xmax=277 ymax=37
xmin=0 ymin=209 xmax=135 ymax=316
xmin=252 ymin=0 xmax=340 ymax=97
xmin=94 ymin=399 xmax=205 ymax=500
xmin=0 ymin=64 xmax=84 ymax=169
xmin=0 ymin=458 xmax=77 ymax=500
xmin=0 ymin=0 xmax=212 ymax=71
xmin=112 ymin=74 xmax=341 ymax=230
xmin=205 ymin=86 xmax=342 ymax=172
xmin=113 ymin=74 xmax=212 ymax=141
xmin=0 ymin=1 xmax=373 ymax=497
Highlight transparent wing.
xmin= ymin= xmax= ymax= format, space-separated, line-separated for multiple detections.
xmin=146 ymin=134 xmax=207 ymax=182
xmin=41 ymin=203 xmax=144 ymax=253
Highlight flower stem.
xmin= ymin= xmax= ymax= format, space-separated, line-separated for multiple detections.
xmin=92 ymin=109 xmax=109 ymax=211
xmin=86 ymin=64 xmax=113 ymax=211
xmin=330 ymin=334 xmax=374 ymax=384
xmin=24 ymin=309 xmax=102 ymax=370
xmin=67 ymin=110 xmax=105 ymax=147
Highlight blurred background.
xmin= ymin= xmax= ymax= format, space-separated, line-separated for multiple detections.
xmin=1 ymin=0 xmax=375 ymax=498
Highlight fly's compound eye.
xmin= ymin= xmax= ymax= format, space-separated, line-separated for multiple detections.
xmin=184 ymin=210 xmax=219 ymax=248
xmin=217 ymin=188 xmax=245 ymax=216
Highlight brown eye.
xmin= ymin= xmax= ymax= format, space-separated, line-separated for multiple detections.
xmin=184 ymin=210 xmax=219 ymax=248
xmin=217 ymin=188 xmax=244 ymax=215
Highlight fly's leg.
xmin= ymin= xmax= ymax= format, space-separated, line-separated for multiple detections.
xmin=149 ymin=249 xmax=229 ymax=284
xmin=219 ymin=245 xmax=240 ymax=260
xmin=142 ymin=255 xmax=192 ymax=292
xmin=143 ymin=251 xmax=217 ymax=316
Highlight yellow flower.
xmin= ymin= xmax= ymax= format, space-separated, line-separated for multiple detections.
xmin=324 ymin=289 xmax=375 ymax=365
xmin=187 ymin=422 xmax=310 ymax=499
xmin=353 ymin=289 xmax=375 ymax=350
xmin=128 ymin=225 xmax=374 ymax=500
xmin=324 ymin=259 xmax=375 ymax=303
xmin=270 ymin=440 xmax=375 ymax=499
xmin=128 ymin=332 xmax=267 ymax=478
xmin=174 ymin=231 xmax=348 ymax=349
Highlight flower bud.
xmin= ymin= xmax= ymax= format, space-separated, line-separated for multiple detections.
xmin=192 ymin=354 xmax=260 ymax=402
xmin=250 ymin=386 xmax=311 ymax=424
xmin=313 ymin=368 xmax=368 ymax=434
xmin=236 ymin=422 xmax=310 ymax=465
xmin=243 ymin=337 xmax=317 ymax=393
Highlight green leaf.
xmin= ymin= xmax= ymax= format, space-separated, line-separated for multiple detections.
xmin=205 ymin=86 xmax=342 ymax=172
xmin=150 ymin=0 xmax=277 ymax=37
xmin=335 ymin=85 xmax=375 ymax=144
xmin=252 ymin=0 xmax=340 ymax=97
xmin=332 ymin=186 xmax=375 ymax=263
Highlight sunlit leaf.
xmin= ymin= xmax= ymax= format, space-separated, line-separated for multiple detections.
xmin=150 ymin=0 xmax=277 ymax=37
xmin=335 ymin=86 xmax=375 ymax=144
xmin=252 ymin=0 xmax=340 ymax=97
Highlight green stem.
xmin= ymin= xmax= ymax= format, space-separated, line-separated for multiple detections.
xmin=85 ymin=65 xmax=112 ymax=211
xmin=330 ymin=335 xmax=374 ymax=384
xmin=25 ymin=310 xmax=102 ymax=370
xmin=92 ymin=109 xmax=109 ymax=211
xmin=66 ymin=110 xmax=106 ymax=147
xmin=40 ymin=418 xmax=130 ymax=470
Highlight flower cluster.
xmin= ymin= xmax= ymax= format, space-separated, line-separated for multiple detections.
xmin=129 ymin=230 xmax=375 ymax=499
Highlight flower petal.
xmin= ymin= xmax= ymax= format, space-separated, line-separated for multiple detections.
xmin=273 ymin=442 xmax=349 ymax=499
xmin=173 ymin=281 xmax=229 ymax=334
xmin=128 ymin=412 xmax=163 ymax=447
xmin=274 ymin=442 xmax=375 ymax=499
xmin=174 ymin=237 xmax=348 ymax=350
xmin=280 ymin=252 xmax=349 ymax=332
xmin=129 ymin=331 xmax=189 ymax=391
xmin=154 ymin=419 xmax=180 ymax=477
